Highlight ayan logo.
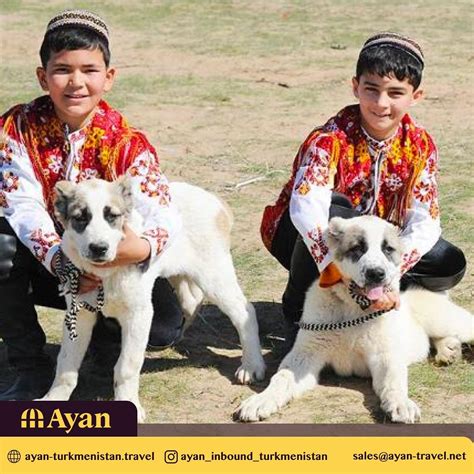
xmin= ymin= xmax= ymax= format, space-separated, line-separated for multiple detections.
xmin=21 ymin=408 xmax=45 ymax=428
xmin=0 ymin=401 xmax=137 ymax=436
xmin=21 ymin=408 xmax=111 ymax=434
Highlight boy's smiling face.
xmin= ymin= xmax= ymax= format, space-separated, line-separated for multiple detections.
xmin=352 ymin=73 xmax=423 ymax=141
xmin=36 ymin=48 xmax=115 ymax=131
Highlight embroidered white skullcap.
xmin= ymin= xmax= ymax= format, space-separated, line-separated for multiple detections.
xmin=360 ymin=32 xmax=424 ymax=68
xmin=46 ymin=9 xmax=109 ymax=43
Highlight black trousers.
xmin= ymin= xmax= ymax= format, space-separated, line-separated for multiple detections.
xmin=0 ymin=217 xmax=179 ymax=372
xmin=270 ymin=196 xmax=467 ymax=324
xmin=0 ymin=218 xmax=64 ymax=371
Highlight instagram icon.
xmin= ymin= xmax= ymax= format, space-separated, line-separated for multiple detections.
xmin=164 ymin=450 xmax=179 ymax=464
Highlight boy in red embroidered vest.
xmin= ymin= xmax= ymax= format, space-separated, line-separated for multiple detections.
xmin=0 ymin=10 xmax=184 ymax=400
xmin=261 ymin=32 xmax=466 ymax=345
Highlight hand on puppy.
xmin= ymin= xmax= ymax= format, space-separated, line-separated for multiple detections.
xmin=79 ymin=272 xmax=102 ymax=294
xmin=91 ymin=224 xmax=151 ymax=268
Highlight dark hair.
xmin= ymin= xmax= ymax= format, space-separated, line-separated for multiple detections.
xmin=39 ymin=26 xmax=110 ymax=68
xmin=356 ymin=46 xmax=423 ymax=90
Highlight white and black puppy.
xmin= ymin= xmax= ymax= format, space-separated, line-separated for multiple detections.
xmin=40 ymin=177 xmax=266 ymax=422
xmin=237 ymin=216 xmax=473 ymax=423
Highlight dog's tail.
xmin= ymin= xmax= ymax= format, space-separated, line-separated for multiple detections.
xmin=404 ymin=289 xmax=474 ymax=343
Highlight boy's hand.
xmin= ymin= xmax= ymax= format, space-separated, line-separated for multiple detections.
xmin=52 ymin=249 xmax=102 ymax=294
xmin=79 ymin=272 xmax=102 ymax=294
xmin=92 ymin=224 xmax=151 ymax=268
xmin=369 ymin=290 xmax=400 ymax=312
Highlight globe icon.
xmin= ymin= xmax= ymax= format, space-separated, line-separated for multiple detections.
xmin=7 ymin=450 xmax=21 ymax=463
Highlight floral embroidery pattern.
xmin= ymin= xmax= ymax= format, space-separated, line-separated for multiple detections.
xmin=85 ymin=127 xmax=106 ymax=149
xmin=295 ymin=143 xmax=332 ymax=195
xmin=128 ymin=157 xmax=150 ymax=177
xmin=1 ymin=171 xmax=19 ymax=193
xmin=384 ymin=173 xmax=403 ymax=192
xmin=79 ymin=168 xmax=100 ymax=181
xmin=412 ymin=151 xmax=438 ymax=217
xmin=129 ymin=156 xmax=169 ymax=204
xmin=1 ymin=95 xmax=169 ymax=261
xmin=29 ymin=229 xmax=61 ymax=262
xmin=429 ymin=199 xmax=440 ymax=219
xmin=413 ymin=180 xmax=433 ymax=203
xmin=400 ymin=249 xmax=421 ymax=274
xmin=143 ymin=228 xmax=169 ymax=255
xmin=140 ymin=178 xmax=170 ymax=205
xmin=260 ymin=105 xmax=437 ymax=252
xmin=0 ymin=96 xmax=144 ymax=216
xmin=46 ymin=154 xmax=62 ymax=174
xmin=296 ymin=163 xmax=330 ymax=195
xmin=306 ymin=226 xmax=329 ymax=264
xmin=0 ymin=142 xmax=13 ymax=207
xmin=0 ymin=147 xmax=12 ymax=166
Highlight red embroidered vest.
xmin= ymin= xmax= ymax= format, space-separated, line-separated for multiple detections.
xmin=261 ymin=105 xmax=435 ymax=250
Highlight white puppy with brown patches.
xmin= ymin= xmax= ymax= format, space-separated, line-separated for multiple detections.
xmin=40 ymin=177 xmax=265 ymax=422
xmin=236 ymin=216 xmax=473 ymax=423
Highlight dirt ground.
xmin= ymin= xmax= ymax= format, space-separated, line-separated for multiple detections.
xmin=0 ymin=0 xmax=472 ymax=424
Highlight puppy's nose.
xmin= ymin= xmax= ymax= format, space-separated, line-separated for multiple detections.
xmin=88 ymin=242 xmax=109 ymax=258
xmin=365 ymin=267 xmax=386 ymax=284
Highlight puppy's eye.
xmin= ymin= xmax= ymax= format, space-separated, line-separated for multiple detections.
xmin=72 ymin=213 xmax=88 ymax=222
xmin=382 ymin=241 xmax=396 ymax=253
xmin=104 ymin=207 xmax=122 ymax=224
xmin=345 ymin=239 xmax=367 ymax=260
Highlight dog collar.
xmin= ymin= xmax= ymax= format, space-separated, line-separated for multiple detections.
xmin=54 ymin=250 xmax=105 ymax=340
xmin=298 ymin=280 xmax=394 ymax=332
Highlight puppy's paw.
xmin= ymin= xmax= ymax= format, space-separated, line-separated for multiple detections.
xmin=35 ymin=387 xmax=70 ymax=401
xmin=382 ymin=397 xmax=421 ymax=424
xmin=434 ymin=336 xmax=462 ymax=365
xmin=235 ymin=359 xmax=266 ymax=385
xmin=234 ymin=393 xmax=279 ymax=422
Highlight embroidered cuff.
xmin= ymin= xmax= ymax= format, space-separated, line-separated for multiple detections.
xmin=136 ymin=237 xmax=152 ymax=272
xmin=141 ymin=228 xmax=169 ymax=259
xmin=46 ymin=243 xmax=61 ymax=275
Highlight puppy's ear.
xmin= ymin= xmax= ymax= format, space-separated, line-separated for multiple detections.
xmin=326 ymin=217 xmax=346 ymax=246
xmin=54 ymin=180 xmax=76 ymax=225
xmin=114 ymin=174 xmax=133 ymax=215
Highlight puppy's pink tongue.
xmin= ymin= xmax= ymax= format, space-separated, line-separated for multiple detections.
xmin=367 ymin=286 xmax=384 ymax=301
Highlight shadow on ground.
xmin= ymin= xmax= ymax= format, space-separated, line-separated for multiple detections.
xmin=1 ymin=302 xmax=471 ymax=422
xmin=0 ymin=301 xmax=407 ymax=422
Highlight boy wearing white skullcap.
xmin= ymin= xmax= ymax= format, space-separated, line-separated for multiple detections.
xmin=0 ymin=10 xmax=185 ymax=400
xmin=262 ymin=32 xmax=466 ymax=346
